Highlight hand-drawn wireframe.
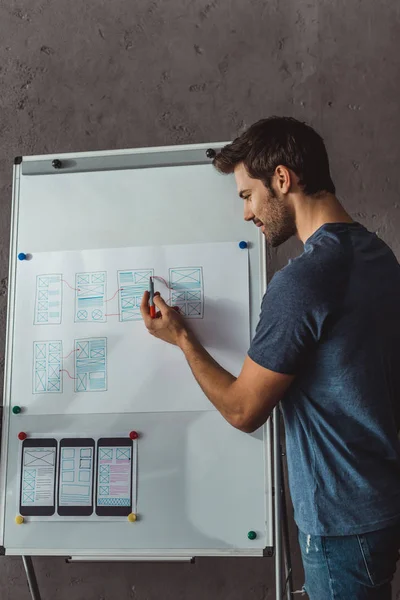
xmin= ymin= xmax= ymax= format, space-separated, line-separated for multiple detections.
xmin=22 ymin=447 xmax=56 ymax=505
xmin=75 ymin=272 xmax=107 ymax=323
xmin=59 ymin=445 xmax=93 ymax=506
xmin=74 ymin=338 xmax=107 ymax=392
xmin=34 ymin=274 xmax=62 ymax=325
xmin=97 ymin=445 xmax=132 ymax=507
xmin=33 ymin=341 xmax=63 ymax=393
xmin=118 ymin=269 xmax=154 ymax=321
xmin=169 ymin=267 xmax=204 ymax=318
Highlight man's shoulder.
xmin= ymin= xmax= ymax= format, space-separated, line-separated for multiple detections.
xmin=269 ymin=245 xmax=349 ymax=304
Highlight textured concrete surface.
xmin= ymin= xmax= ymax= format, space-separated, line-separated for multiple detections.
xmin=1 ymin=0 xmax=400 ymax=598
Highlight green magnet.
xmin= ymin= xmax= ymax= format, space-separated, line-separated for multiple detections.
xmin=12 ymin=406 xmax=22 ymax=415
xmin=248 ymin=530 xmax=257 ymax=540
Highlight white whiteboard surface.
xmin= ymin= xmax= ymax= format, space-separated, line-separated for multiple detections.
xmin=5 ymin=412 xmax=267 ymax=554
xmin=1 ymin=143 xmax=272 ymax=557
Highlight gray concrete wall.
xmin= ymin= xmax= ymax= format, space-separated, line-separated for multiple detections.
xmin=0 ymin=0 xmax=399 ymax=598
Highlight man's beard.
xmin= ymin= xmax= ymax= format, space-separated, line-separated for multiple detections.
xmin=262 ymin=189 xmax=296 ymax=247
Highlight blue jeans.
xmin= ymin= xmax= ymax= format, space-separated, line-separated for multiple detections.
xmin=298 ymin=522 xmax=400 ymax=599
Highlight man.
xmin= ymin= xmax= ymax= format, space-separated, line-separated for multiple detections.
xmin=141 ymin=117 xmax=400 ymax=599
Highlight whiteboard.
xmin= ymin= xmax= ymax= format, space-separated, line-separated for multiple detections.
xmin=1 ymin=143 xmax=272 ymax=557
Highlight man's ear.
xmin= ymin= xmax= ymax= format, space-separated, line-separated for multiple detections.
xmin=275 ymin=165 xmax=291 ymax=194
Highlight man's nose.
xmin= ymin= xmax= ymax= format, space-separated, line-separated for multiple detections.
xmin=244 ymin=205 xmax=254 ymax=222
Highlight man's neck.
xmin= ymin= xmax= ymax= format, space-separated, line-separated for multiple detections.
xmin=293 ymin=192 xmax=353 ymax=244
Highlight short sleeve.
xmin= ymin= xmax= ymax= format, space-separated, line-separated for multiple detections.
xmin=248 ymin=268 xmax=329 ymax=375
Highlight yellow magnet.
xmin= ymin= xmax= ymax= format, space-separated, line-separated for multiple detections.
xmin=15 ymin=515 xmax=24 ymax=525
xmin=127 ymin=513 xmax=137 ymax=523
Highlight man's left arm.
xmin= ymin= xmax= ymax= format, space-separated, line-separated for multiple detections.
xmin=141 ymin=292 xmax=294 ymax=432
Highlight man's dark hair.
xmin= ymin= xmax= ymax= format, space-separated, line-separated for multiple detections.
xmin=213 ymin=116 xmax=336 ymax=196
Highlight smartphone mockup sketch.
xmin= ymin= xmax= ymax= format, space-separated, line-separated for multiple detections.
xmin=20 ymin=438 xmax=57 ymax=516
xmin=96 ymin=437 xmax=133 ymax=517
xmin=57 ymin=438 xmax=95 ymax=516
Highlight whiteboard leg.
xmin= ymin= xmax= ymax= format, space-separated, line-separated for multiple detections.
xmin=273 ymin=407 xmax=283 ymax=600
xmin=22 ymin=556 xmax=42 ymax=600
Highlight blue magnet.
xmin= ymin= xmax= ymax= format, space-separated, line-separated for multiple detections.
xmin=238 ymin=241 xmax=248 ymax=249
xmin=18 ymin=253 xmax=27 ymax=261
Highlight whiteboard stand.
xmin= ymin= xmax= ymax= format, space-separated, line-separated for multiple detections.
xmin=22 ymin=556 xmax=41 ymax=600
xmin=0 ymin=143 xmax=292 ymax=600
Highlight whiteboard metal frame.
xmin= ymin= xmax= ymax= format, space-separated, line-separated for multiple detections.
xmin=1 ymin=143 xmax=275 ymax=564
xmin=0 ymin=164 xmax=20 ymax=547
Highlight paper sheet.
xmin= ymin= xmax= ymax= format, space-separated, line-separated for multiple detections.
xmin=21 ymin=445 xmax=56 ymax=508
xmin=59 ymin=445 xmax=94 ymax=507
xmin=97 ymin=445 xmax=132 ymax=509
xmin=13 ymin=242 xmax=250 ymax=415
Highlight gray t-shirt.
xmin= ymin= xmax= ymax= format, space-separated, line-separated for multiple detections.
xmin=248 ymin=222 xmax=400 ymax=536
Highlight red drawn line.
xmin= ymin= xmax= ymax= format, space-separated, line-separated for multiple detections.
xmin=105 ymin=288 xmax=124 ymax=302
xmin=105 ymin=313 xmax=120 ymax=317
xmin=60 ymin=369 xmax=77 ymax=380
xmin=152 ymin=276 xmax=173 ymax=289
xmin=62 ymin=349 xmax=79 ymax=360
xmin=61 ymin=279 xmax=80 ymax=292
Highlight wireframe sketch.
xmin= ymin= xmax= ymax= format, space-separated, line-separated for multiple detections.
xmin=22 ymin=447 xmax=56 ymax=505
xmin=59 ymin=446 xmax=93 ymax=506
xmin=34 ymin=274 xmax=62 ymax=325
xmin=75 ymin=272 xmax=107 ymax=323
xmin=169 ymin=267 xmax=204 ymax=318
xmin=33 ymin=341 xmax=63 ymax=393
xmin=74 ymin=338 xmax=107 ymax=392
xmin=97 ymin=445 xmax=132 ymax=507
xmin=118 ymin=269 xmax=154 ymax=321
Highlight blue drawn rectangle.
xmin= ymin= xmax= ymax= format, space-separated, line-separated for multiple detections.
xmin=62 ymin=448 xmax=75 ymax=459
xmin=79 ymin=470 xmax=90 ymax=482
xmin=80 ymin=448 xmax=92 ymax=458
xmin=75 ymin=271 xmax=107 ymax=323
xmin=23 ymin=492 xmax=35 ymax=503
xmin=74 ymin=338 xmax=107 ymax=392
xmin=61 ymin=484 xmax=90 ymax=497
xmin=33 ymin=340 xmax=63 ymax=394
xmin=118 ymin=269 xmax=154 ymax=321
xmin=99 ymin=449 xmax=113 ymax=461
xmin=23 ymin=480 xmax=35 ymax=491
xmin=62 ymin=460 xmax=74 ymax=471
xmin=34 ymin=274 xmax=62 ymax=325
xmin=80 ymin=459 xmax=91 ymax=469
xmin=62 ymin=471 xmax=74 ymax=482
xmin=24 ymin=469 xmax=36 ymax=480
xmin=116 ymin=448 xmax=131 ymax=461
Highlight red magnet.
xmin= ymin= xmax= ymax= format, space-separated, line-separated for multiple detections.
xmin=129 ymin=431 xmax=139 ymax=440
xmin=18 ymin=432 xmax=27 ymax=441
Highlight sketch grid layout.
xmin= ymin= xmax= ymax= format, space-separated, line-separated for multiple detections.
xmin=118 ymin=269 xmax=154 ymax=321
xmin=60 ymin=446 xmax=93 ymax=505
xmin=75 ymin=272 xmax=107 ymax=323
xmin=33 ymin=341 xmax=63 ymax=393
xmin=34 ymin=274 xmax=62 ymax=325
xmin=74 ymin=338 xmax=107 ymax=392
xmin=169 ymin=267 xmax=204 ymax=318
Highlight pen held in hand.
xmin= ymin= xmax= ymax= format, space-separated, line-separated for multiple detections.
xmin=149 ymin=276 xmax=156 ymax=318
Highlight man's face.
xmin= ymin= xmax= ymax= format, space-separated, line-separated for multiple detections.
xmin=234 ymin=163 xmax=296 ymax=247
